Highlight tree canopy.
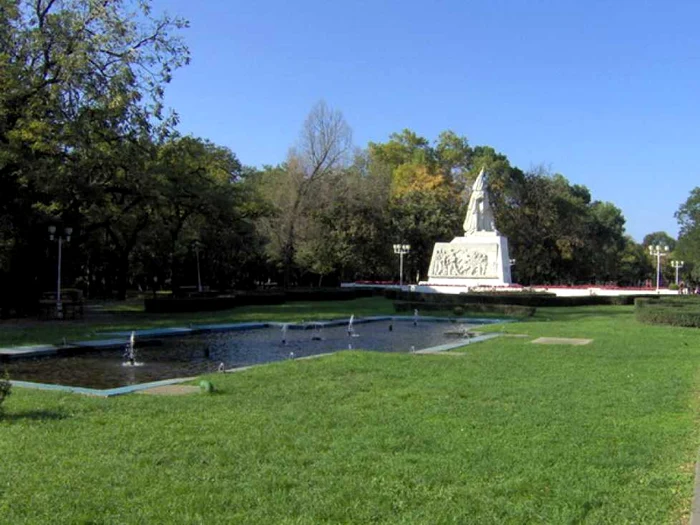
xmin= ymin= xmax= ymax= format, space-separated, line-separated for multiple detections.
xmin=0 ymin=0 xmax=677 ymax=313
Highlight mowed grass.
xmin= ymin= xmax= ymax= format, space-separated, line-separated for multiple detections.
xmin=2 ymin=305 xmax=700 ymax=523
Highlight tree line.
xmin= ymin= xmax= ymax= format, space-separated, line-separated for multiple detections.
xmin=2 ymin=0 xmax=692 ymax=313
xmin=254 ymin=116 xmax=656 ymax=289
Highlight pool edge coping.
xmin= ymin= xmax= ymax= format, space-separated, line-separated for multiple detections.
xmin=6 ymin=316 xmax=511 ymax=396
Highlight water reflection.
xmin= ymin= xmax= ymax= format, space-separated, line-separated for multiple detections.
xmin=5 ymin=320 xmax=482 ymax=389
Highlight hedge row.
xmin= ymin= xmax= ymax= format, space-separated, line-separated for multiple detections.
xmin=145 ymin=288 xmax=377 ymax=313
xmin=394 ymin=301 xmax=536 ymax=317
xmin=386 ymin=290 xmax=644 ymax=307
xmin=284 ymin=288 xmax=376 ymax=302
xmin=635 ymin=297 xmax=700 ymax=327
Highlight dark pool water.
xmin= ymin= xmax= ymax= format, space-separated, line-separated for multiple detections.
xmin=5 ymin=319 xmax=482 ymax=389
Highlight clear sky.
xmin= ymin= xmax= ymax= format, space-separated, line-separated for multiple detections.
xmin=151 ymin=0 xmax=700 ymax=242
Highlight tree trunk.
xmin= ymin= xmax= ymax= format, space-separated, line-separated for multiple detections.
xmin=116 ymin=253 xmax=129 ymax=300
xmin=283 ymin=224 xmax=295 ymax=288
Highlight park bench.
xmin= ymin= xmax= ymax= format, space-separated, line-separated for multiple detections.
xmin=39 ymin=289 xmax=84 ymax=320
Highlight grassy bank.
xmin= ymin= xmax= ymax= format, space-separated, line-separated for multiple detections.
xmin=1 ymin=305 xmax=699 ymax=522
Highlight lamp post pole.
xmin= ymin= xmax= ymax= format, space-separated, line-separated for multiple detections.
xmin=648 ymin=244 xmax=669 ymax=292
xmin=57 ymin=236 xmax=63 ymax=314
xmin=48 ymin=225 xmax=72 ymax=319
xmin=194 ymin=242 xmax=203 ymax=293
xmin=671 ymin=260 xmax=684 ymax=287
xmin=392 ymin=244 xmax=411 ymax=288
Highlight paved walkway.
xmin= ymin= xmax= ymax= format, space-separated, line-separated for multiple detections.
xmin=138 ymin=385 xmax=200 ymax=396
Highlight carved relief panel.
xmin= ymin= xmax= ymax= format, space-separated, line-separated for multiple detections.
xmin=428 ymin=244 xmax=499 ymax=279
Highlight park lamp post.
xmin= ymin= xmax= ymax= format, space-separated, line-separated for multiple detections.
xmin=392 ymin=244 xmax=411 ymax=288
xmin=48 ymin=225 xmax=73 ymax=319
xmin=648 ymin=244 xmax=669 ymax=291
xmin=193 ymin=241 xmax=203 ymax=293
xmin=671 ymin=260 xmax=684 ymax=287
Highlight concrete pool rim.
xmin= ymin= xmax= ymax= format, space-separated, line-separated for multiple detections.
xmin=3 ymin=315 xmax=511 ymax=396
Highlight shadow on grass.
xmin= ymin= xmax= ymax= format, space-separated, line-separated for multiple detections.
xmin=3 ymin=409 xmax=68 ymax=423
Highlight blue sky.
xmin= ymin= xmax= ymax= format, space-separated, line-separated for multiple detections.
xmin=151 ymin=0 xmax=700 ymax=241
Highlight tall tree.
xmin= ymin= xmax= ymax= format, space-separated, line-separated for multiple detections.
xmin=675 ymin=188 xmax=700 ymax=281
xmin=0 ymin=0 xmax=189 ymax=308
xmin=642 ymin=231 xmax=676 ymax=251
xmin=255 ymin=101 xmax=352 ymax=286
xmin=368 ymin=129 xmax=464 ymax=279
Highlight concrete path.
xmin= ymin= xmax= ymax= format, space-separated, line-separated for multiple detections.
xmin=138 ymin=385 xmax=200 ymax=396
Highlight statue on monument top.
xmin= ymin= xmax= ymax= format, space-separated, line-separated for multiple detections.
xmin=463 ymin=167 xmax=499 ymax=235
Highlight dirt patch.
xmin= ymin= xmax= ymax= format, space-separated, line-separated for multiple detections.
xmin=137 ymin=385 xmax=200 ymax=396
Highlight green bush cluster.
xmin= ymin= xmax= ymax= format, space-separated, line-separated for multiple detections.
xmin=387 ymin=290 xmax=643 ymax=307
xmin=284 ymin=288 xmax=377 ymax=302
xmin=0 ymin=371 xmax=11 ymax=415
xmin=393 ymin=300 xmax=536 ymax=317
xmin=145 ymin=288 xmax=377 ymax=313
xmin=635 ymin=297 xmax=700 ymax=327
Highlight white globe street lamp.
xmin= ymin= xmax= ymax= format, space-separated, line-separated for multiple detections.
xmin=648 ymin=244 xmax=669 ymax=292
xmin=193 ymin=241 xmax=203 ymax=293
xmin=671 ymin=260 xmax=685 ymax=287
xmin=392 ymin=244 xmax=411 ymax=288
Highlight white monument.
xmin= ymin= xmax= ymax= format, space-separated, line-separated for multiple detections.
xmin=425 ymin=168 xmax=512 ymax=289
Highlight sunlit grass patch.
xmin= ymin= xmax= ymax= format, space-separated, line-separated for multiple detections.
xmin=1 ymin=305 xmax=699 ymax=522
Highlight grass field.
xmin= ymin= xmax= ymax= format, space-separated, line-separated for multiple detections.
xmin=1 ymin=304 xmax=699 ymax=523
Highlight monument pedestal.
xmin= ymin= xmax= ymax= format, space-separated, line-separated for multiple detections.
xmin=426 ymin=233 xmax=511 ymax=288
xmin=417 ymin=167 xmax=514 ymax=293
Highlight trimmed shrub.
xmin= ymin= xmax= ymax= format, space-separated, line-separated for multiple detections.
xmin=284 ymin=288 xmax=376 ymax=301
xmin=635 ymin=297 xmax=700 ymax=327
xmin=145 ymin=295 xmax=281 ymax=313
xmin=145 ymin=288 xmax=378 ymax=313
xmin=394 ymin=300 xmax=535 ymax=317
xmin=389 ymin=290 xmax=643 ymax=308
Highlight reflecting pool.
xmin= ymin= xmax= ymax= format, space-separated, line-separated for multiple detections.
xmin=4 ymin=319 xmax=486 ymax=389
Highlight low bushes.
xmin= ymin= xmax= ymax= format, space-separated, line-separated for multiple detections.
xmin=284 ymin=288 xmax=376 ymax=302
xmin=394 ymin=300 xmax=535 ymax=317
xmin=145 ymin=288 xmax=377 ymax=313
xmin=145 ymin=295 xmax=282 ymax=313
xmin=635 ymin=297 xmax=700 ymax=327
xmin=387 ymin=290 xmax=643 ymax=307
xmin=0 ymin=371 xmax=10 ymax=415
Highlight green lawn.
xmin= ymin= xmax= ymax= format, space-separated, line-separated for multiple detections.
xmin=1 ymin=305 xmax=699 ymax=523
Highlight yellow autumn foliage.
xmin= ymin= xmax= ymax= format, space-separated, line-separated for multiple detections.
xmin=391 ymin=163 xmax=449 ymax=198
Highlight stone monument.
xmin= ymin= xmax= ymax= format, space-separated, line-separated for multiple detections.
xmin=425 ymin=168 xmax=512 ymax=288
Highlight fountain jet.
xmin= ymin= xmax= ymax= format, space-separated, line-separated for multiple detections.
xmin=122 ymin=331 xmax=141 ymax=367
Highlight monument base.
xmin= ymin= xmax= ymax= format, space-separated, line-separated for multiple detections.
xmin=426 ymin=233 xmax=511 ymax=289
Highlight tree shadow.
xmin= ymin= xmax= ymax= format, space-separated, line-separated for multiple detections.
xmin=2 ymin=409 xmax=68 ymax=423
